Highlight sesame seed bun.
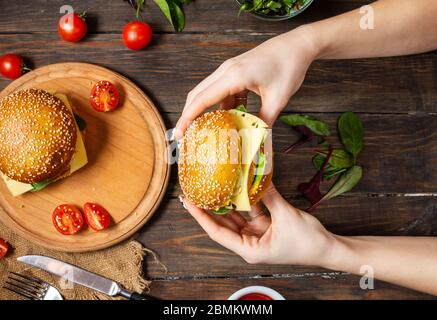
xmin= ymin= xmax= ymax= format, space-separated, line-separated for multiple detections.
xmin=178 ymin=110 xmax=272 ymax=211
xmin=179 ymin=110 xmax=241 ymax=210
xmin=0 ymin=89 xmax=77 ymax=184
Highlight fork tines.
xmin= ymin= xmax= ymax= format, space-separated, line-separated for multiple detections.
xmin=3 ymin=272 xmax=49 ymax=300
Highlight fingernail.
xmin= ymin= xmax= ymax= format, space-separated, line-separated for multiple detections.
xmin=167 ymin=128 xmax=176 ymax=141
xmin=173 ymin=127 xmax=183 ymax=141
xmin=178 ymin=195 xmax=187 ymax=210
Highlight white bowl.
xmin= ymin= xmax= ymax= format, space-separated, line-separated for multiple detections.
xmin=228 ymin=286 xmax=286 ymax=300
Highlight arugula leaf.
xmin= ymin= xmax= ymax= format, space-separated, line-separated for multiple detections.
xmin=31 ymin=180 xmax=53 ymax=192
xmin=74 ymin=113 xmax=87 ymax=131
xmin=338 ymin=112 xmax=364 ymax=161
xmin=213 ymin=206 xmax=231 ymax=215
xmin=280 ymin=114 xmax=330 ymax=137
xmin=235 ymin=104 xmax=247 ymax=112
xmin=238 ymin=0 xmax=310 ymax=16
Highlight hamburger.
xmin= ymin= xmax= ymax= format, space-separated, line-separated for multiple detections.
xmin=0 ymin=89 xmax=88 ymax=196
xmin=178 ymin=105 xmax=273 ymax=213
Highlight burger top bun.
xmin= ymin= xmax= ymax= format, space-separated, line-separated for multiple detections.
xmin=178 ymin=110 xmax=241 ymax=210
xmin=0 ymin=89 xmax=77 ymax=184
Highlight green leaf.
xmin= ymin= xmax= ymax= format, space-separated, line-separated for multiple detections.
xmin=313 ymin=152 xmax=349 ymax=181
xmin=153 ymin=0 xmax=186 ymax=32
xmin=235 ymin=104 xmax=247 ymax=112
xmin=280 ymin=114 xmax=331 ymax=136
xmin=338 ymin=112 xmax=364 ymax=161
xmin=213 ymin=207 xmax=231 ymax=215
xmin=315 ymin=149 xmax=355 ymax=170
xmin=322 ymin=165 xmax=362 ymax=201
xmin=31 ymin=180 xmax=53 ymax=192
xmin=74 ymin=113 xmax=87 ymax=131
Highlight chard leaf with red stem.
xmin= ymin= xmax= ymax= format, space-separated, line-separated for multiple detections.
xmin=280 ymin=114 xmax=330 ymax=154
xmin=308 ymin=165 xmax=362 ymax=212
xmin=298 ymin=147 xmax=333 ymax=206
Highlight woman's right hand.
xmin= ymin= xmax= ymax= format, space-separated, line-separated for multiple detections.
xmin=175 ymin=25 xmax=319 ymax=136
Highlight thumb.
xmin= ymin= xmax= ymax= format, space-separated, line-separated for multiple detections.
xmin=258 ymin=93 xmax=286 ymax=127
xmin=262 ymin=183 xmax=300 ymax=222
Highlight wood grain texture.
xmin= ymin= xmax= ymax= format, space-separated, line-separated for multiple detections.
xmin=149 ymin=275 xmax=434 ymax=300
xmin=139 ymin=196 xmax=437 ymax=277
xmin=158 ymin=112 xmax=437 ymax=197
xmin=0 ymin=0 xmax=372 ymax=34
xmin=0 ymin=0 xmax=436 ymax=299
xmin=0 ymin=63 xmax=170 ymax=252
xmin=0 ymin=33 xmax=436 ymax=114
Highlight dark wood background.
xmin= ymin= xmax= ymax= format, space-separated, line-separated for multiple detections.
xmin=1 ymin=0 xmax=436 ymax=299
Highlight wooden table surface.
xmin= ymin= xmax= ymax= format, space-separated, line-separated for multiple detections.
xmin=1 ymin=0 xmax=436 ymax=300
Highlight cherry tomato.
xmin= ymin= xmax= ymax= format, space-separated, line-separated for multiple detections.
xmin=0 ymin=238 xmax=10 ymax=259
xmin=58 ymin=12 xmax=88 ymax=42
xmin=0 ymin=54 xmax=29 ymax=80
xmin=83 ymin=203 xmax=111 ymax=231
xmin=52 ymin=204 xmax=84 ymax=235
xmin=122 ymin=21 xmax=153 ymax=51
xmin=90 ymin=80 xmax=120 ymax=112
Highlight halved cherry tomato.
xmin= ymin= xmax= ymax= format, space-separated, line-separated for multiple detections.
xmin=52 ymin=204 xmax=84 ymax=235
xmin=83 ymin=203 xmax=111 ymax=231
xmin=58 ymin=12 xmax=88 ymax=42
xmin=0 ymin=238 xmax=10 ymax=259
xmin=90 ymin=80 xmax=120 ymax=112
xmin=0 ymin=54 xmax=29 ymax=80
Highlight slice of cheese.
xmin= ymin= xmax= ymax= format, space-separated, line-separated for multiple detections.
xmin=1 ymin=93 xmax=88 ymax=196
xmin=228 ymin=109 xmax=268 ymax=211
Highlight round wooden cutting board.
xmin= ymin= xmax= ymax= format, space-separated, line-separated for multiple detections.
xmin=0 ymin=63 xmax=170 ymax=252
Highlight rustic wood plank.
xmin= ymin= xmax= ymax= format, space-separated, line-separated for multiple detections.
xmin=149 ymin=275 xmax=434 ymax=300
xmin=159 ymin=112 xmax=437 ymax=196
xmin=1 ymin=33 xmax=436 ymax=114
xmin=139 ymin=196 xmax=437 ymax=277
xmin=0 ymin=0 xmax=373 ymax=34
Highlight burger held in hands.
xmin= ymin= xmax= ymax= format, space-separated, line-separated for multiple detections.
xmin=178 ymin=106 xmax=273 ymax=214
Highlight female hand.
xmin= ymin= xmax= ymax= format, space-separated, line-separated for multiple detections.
xmin=175 ymin=26 xmax=319 ymax=136
xmin=180 ymin=184 xmax=338 ymax=267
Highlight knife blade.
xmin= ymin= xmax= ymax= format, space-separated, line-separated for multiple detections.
xmin=17 ymin=255 xmax=154 ymax=300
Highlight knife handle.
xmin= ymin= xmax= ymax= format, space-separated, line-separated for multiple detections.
xmin=120 ymin=288 xmax=158 ymax=300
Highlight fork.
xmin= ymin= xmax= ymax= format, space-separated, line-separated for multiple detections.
xmin=3 ymin=272 xmax=63 ymax=300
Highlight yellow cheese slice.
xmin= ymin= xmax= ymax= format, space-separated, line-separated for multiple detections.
xmin=228 ymin=109 xmax=267 ymax=211
xmin=1 ymin=93 xmax=88 ymax=196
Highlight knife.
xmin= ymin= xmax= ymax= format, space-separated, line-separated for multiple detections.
xmin=18 ymin=255 xmax=156 ymax=300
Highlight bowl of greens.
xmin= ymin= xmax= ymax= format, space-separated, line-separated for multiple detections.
xmin=236 ymin=0 xmax=314 ymax=21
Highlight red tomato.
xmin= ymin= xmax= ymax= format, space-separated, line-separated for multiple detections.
xmin=0 ymin=54 xmax=28 ymax=80
xmin=0 ymin=238 xmax=10 ymax=259
xmin=52 ymin=204 xmax=84 ymax=235
xmin=83 ymin=203 xmax=111 ymax=231
xmin=90 ymin=80 xmax=120 ymax=112
xmin=122 ymin=21 xmax=153 ymax=50
xmin=58 ymin=12 xmax=88 ymax=42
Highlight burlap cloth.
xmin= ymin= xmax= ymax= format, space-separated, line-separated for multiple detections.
xmin=0 ymin=222 xmax=166 ymax=300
